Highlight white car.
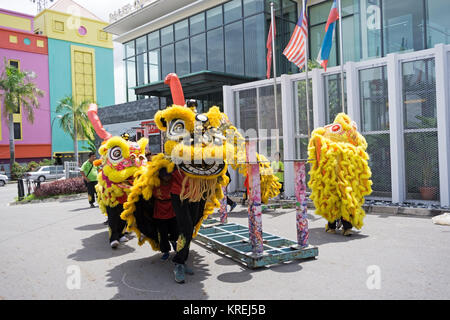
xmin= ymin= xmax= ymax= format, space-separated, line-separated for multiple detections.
xmin=24 ymin=165 xmax=66 ymax=182
xmin=0 ymin=174 xmax=8 ymax=186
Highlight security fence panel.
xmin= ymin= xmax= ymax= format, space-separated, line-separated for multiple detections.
xmin=402 ymin=58 xmax=439 ymax=201
xmin=235 ymin=88 xmax=257 ymax=132
xmin=323 ymin=73 xmax=347 ymax=123
xmin=359 ymin=65 xmax=392 ymax=198
xmin=233 ymin=83 xmax=283 ymax=191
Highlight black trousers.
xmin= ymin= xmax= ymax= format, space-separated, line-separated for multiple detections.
xmin=154 ymin=217 xmax=178 ymax=253
xmin=171 ymin=194 xmax=205 ymax=264
xmin=87 ymin=181 xmax=97 ymax=204
xmin=106 ymin=204 xmax=126 ymax=243
xmin=226 ymin=196 xmax=235 ymax=206
xmin=328 ymin=218 xmax=352 ymax=230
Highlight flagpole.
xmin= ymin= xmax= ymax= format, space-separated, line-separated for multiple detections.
xmin=271 ymin=2 xmax=280 ymax=153
xmin=338 ymin=0 xmax=345 ymax=113
xmin=304 ymin=0 xmax=311 ymax=138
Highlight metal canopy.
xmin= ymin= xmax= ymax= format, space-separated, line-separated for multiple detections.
xmin=133 ymin=71 xmax=257 ymax=98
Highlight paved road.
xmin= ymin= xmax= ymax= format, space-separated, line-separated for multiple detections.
xmin=0 ymin=184 xmax=449 ymax=300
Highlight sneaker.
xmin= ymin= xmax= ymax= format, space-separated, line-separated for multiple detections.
xmin=229 ymin=202 xmax=237 ymax=212
xmin=119 ymin=236 xmax=129 ymax=243
xmin=184 ymin=265 xmax=194 ymax=275
xmin=325 ymin=224 xmax=336 ymax=234
xmin=161 ymin=252 xmax=170 ymax=261
xmin=103 ymin=220 xmax=108 ymax=225
xmin=174 ymin=264 xmax=185 ymax=284
xmin=110 ymin=240 xmax=120 ymax=249
xmin=90 ymin=203 xmax=95 ymax=208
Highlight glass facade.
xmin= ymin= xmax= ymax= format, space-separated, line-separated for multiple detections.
xmin=124 ymin=0 xmax=298 ymax=102
xmin=308 ymin=0 xmax=450 ymax=68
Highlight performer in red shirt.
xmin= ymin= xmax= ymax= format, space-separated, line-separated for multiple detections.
xmin=153 ymin=168 xmax=178 ymax=260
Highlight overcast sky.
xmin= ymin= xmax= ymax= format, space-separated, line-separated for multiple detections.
xmin=0 ymin=0 xmax=131 ymax=104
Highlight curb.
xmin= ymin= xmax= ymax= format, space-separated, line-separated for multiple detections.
xmin=9 ymin=193 xmax=88 ymax=206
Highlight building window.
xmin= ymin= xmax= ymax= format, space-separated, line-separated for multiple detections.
xmin=53 ymin=20 xmax=65 ymax=32
xmin=175 ymin=19 xmax=189 ymax=41
xmin=206 ymin=6 xmax=223 ymax=30
xmin=161 ymin=25 xmax=174 ymax=45
xmin=244 ymin=13 xmax=266 ymax=78
xmin=14 ymin=122 xmax=22 ymax=140
xmin=190 ymin=12 xmax=205 ymax=35
xmin=161 ymin=44 xmax=175 ymax=77
xmin=225 ymin=21 xmax=244 ymax=75
xmin=426 ymin=0 xmax=450 ymax=47
xmin=175 ymin=39 xmax=190 ymax=76
xmin=190 ymin=33 xmax=206 ymax=72
xmin=149 ymin=49 xmax=160 ymax=82
xmin=224 ymin=0 xmax=242 ymax=24
xmin=383 ymin=0 xmax=425 ymax=54
xmin=207 ymin=27 xmax=224 ymax=72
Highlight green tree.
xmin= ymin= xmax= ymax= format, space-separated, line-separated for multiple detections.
xmin=81 ymin=125 xmax=98 ymax=153
xmin=55 ymin=96 xmax=93 ymax=166
xmin=0 ymin=59 xmax=44 ymax=176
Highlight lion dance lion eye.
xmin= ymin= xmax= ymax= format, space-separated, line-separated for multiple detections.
xmin=108 ymin=146 xmax=123 ymax=162
xmin=331 ymin=124 xmax=342 ymax=133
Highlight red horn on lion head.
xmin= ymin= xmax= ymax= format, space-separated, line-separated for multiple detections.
xmin=164 ymin=73 xmax=185 ymax=106
xmin=87 ymin=103 xmax=112 ymax=141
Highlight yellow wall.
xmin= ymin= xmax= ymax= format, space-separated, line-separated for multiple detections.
xmin=0 ymin=13 xmax=32 ymax=32
xmin=34 ymin=9 xmax=113 ymax=49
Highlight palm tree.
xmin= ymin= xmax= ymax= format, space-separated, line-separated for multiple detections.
xmin=55 ymin=96 xmax=93 ymax=165
xmin=0 ymin=59 xmax=44 ymax=176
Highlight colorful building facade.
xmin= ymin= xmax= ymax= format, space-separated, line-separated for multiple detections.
xmin=0 ymin=9 xmax=51 ymax=172
xmin=34 ymin=0 xmax=114 ymax=164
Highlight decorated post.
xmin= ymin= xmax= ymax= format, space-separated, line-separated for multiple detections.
xmin=294 ymin=161 xmax=309 ymax=247
xmin=219 ymin=185 xmax=228 ymax=224
xmin=246 ymin=140 xmax=264 ymax=255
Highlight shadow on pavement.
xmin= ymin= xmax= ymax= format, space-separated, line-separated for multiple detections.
xmin=74 ymin=223 xmax=106 ymax=231
xmin=67 ymin=231 xmax=135 ymax=261
xmin=105 ymin=250 xmax=210 ymax=300
xmin=307 ymin=227 xmax=369 ymax=246
xmin=69 ymin=207 xmax=97 ymax=212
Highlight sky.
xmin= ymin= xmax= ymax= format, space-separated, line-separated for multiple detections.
xmin=0 ymin=0 xmax=132 ymax=104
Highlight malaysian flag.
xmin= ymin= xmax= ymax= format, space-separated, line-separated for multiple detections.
xmin=283 ymin=0 xmax=308 ymax=71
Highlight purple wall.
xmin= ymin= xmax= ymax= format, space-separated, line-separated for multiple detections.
xmin=0 ymin=47 xmax=51 ymax=146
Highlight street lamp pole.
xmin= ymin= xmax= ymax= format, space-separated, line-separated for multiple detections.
xmin=51 ymin=114 xmax=62 ymax=161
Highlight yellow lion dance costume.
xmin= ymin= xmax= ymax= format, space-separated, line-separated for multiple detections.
xmin=120 ymin=73 xmax=281 ymax=253
xmin=308 ymin=113 xmax=372 ymax=232
xmin=87 ymin=104 xmax=148 ymax=247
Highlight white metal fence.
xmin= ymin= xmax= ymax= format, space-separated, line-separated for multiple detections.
xmin=224 ymin=44 xmax=450 ymax=207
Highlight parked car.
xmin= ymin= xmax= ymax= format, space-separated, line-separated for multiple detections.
xmin=24 ymin=165 xmax=65 ymax=182
xmin=0 ymin=174 xmax=8 ymax=186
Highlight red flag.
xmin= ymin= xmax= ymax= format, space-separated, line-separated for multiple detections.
xmin=266 ymin=19 xmax=276 ymax=79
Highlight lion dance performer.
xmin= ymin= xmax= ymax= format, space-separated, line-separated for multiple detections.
xmin=308 ymin=113 xmax=372 ymax=236
xmin=87 ymin=104 xmax=148 ymax=249
xmin=121 ymin=73 xmax=281 ymax=283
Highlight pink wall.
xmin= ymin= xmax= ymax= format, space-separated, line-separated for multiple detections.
xmin=0 ymin=47 xmax=51 ymax=146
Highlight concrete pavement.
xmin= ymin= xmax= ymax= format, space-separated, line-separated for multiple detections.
xmin=0 ymin=184 xmax=449 ymax=300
